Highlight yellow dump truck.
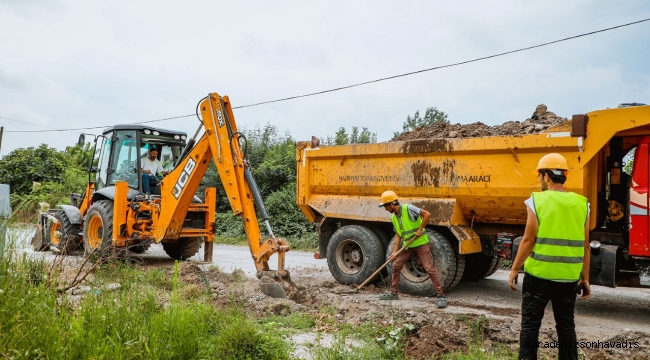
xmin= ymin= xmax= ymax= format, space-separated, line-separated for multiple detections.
xmin=296 ymin=105 xmax=650 ymax=295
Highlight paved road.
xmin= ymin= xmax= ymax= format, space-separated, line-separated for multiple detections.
xmin=142 ymin=242 xmax=328 ymax=277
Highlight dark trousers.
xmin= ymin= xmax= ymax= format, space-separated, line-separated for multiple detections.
xmin=391 ymin=243 xmax=444 ymax=296
xmin=519 ymin=273 xmax=579 ymax=360
xmin=141 ymin=173 xmax=160 ymax=194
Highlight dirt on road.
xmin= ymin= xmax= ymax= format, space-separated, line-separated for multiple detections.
xmin=392 ymin=104 xmax=569 ymax=141
xmin=174 ymin=261 xmax=650 ymax=360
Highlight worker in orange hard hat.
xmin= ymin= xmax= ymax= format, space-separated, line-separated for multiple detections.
xmin=509 ymin=153 xmax=591 ymax=360
xmin=378 ymin=190 xmax=447 ymax=308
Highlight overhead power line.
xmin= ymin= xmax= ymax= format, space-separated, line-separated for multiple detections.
xmin=3 ymin=17 xmax=649 ymax=134
xmin=3 ymin=114 xmax=195 ymax=133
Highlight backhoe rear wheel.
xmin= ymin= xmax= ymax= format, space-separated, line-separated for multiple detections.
xmin=83 ymin=200 xmax=116 ymax=260
xmin=50 ymin=210 xmax=81 ymax=254
xmin=162 ymin=237 xmax=203 ymax=260
xmin=326 ymin=225 xmax=384 ymax=285
xmin=385 ymin=229 xmax=465 ymax=295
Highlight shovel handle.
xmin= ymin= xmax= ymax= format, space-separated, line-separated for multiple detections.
xmin=354 ymin=234 xmax=422 ymax=291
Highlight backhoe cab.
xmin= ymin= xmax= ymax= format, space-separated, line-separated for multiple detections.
xmin=32 ymin=93 xmax=293 ymax=298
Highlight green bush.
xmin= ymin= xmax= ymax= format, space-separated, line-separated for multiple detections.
xmin=265 ymin=183 xmax=316 ymax=239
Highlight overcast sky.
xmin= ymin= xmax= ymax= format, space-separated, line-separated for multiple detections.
xmin=1 ymin=0 xmax=649 ymax=156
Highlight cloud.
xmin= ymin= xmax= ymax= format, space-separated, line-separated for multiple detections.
xmin=0 ymin=0 xmax=649 ymax=157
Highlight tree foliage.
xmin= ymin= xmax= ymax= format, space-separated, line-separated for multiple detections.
xmin=324 ymin=126 xmax=377 ymax=145
xmin=394 ymin=107 xmax=449 ymax=138
xmin=0 ymin=144 xmax=69 ymax=195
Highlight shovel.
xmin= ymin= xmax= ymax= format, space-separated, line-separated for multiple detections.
xmin=340 ymin=234 xmax=422 ymax=295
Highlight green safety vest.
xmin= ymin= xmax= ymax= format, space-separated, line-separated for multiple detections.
xmin=391 ymin=204 xmax=429 ymax=249
xmin=524 ymin=191 xmax=588 ymax=282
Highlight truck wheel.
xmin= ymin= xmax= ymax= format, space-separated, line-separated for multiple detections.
xmin=368 ymin=226 xmax=391 ymax=277
xmin=49 ymin=210 xmax=81 ymax=254
xmin=462 ymin=253 xmax=500 ymax=281
xmin=368 ymin=226 xmax=391 ymax=253
xmin=326 ymin=225 xmax=384 ymax=285
xmin=385 ymin=229 xmax=465 ymax=295
xmin=83 ymin=200 xmax=116 ymax=260
xmin=162 ymin=237 xmax=203 ymax=260
xmin=484 ymin=258 xmax=503 ymax=278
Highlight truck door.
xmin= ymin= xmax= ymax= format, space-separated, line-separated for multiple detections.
xmin=629 ymin=138 xmax=650 ymax=257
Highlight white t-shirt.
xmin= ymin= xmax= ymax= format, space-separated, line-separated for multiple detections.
xmin=524 ymin=196 xmax=590 ymax=217
xmin=141 ymin=157 xmax=164 ymax=176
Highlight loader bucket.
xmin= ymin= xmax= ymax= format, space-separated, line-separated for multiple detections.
xmin=258 ymin=270 xmax=297 ymax=299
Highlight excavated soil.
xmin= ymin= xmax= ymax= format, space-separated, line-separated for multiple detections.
xmin=163 ymin=263 xmax=650 ymax=360
xmin=393 ymin=104 xmax=569 ymax=141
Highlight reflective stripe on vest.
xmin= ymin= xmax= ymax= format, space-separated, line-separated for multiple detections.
xmin=524 ymin=191 xmax=588 ymax=281
xmin=391 ymin=204 xmax=429 ymax=249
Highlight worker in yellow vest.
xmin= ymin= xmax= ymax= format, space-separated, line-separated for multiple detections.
xmin=508 ymin=153 xmax=591 ymax=360
xmin=379 ymin=190 xmax=447 ymax=308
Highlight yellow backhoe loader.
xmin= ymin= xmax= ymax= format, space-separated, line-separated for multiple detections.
xmin=32 ymin=93 xmax=293 ymax=298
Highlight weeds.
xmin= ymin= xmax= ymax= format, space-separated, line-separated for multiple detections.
xmin=443 ymin=315 xmax=518 ymax=360
xmin=0 ymin=247 xmax=292 ymax=359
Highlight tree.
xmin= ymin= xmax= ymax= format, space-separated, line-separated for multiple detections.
xmin=394 ymin=107 xmax=449 ymax=138
xmin=65 ymin=142 xmax=96 ymax=169
xmin=0 ymin=144 xmax=68 ymax=195
xmin=324 ymin=126 xmax=377 ymax=145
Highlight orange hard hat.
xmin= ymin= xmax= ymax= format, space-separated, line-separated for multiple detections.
xmin=379 ymin=190 xmax=398 ymax=207
xmin=533 ymin=153 xmax=569 ymax=175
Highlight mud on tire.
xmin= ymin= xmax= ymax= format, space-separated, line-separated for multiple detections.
xmin=385 ymin=229 xmax=465 ymax=295
xmin=49 ymin=210 xmax=81 ymax=254
xmin=162 ymin=237 xmax=203 ymax=260
xmin=326 ymin=225 xmax=385 ymax=285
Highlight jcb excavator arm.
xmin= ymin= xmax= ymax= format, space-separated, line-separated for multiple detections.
xmin=153 ymin=92 xmax=294 ymax=297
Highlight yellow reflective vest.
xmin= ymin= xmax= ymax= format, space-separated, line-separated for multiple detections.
xmin=391 ymin=204 xmax=429 ymax=249
xmin=524 ymin=191 xmax=588 ymax=281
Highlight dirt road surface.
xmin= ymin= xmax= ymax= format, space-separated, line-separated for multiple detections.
xmin=12 ymin=229 xmax=650 ymax=359
xmin=157 ymin=243 xmax=650 ymax=359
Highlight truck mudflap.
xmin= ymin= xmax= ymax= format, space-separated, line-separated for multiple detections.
xmin=589 ymin=244 xmax=617 ymax=288
xmin=448 ymin=226 xmax=482 ymax=254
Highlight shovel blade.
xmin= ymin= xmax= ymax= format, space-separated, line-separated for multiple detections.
xmin=259 ymin=276 xmax=287 ymax=298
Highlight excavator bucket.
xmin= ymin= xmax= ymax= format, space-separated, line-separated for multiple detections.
xmin=258 ymin=270 xmax=297 ymax=299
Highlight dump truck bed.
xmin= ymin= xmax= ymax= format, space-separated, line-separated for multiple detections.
xmin=296 ymin=105 xmax=650 ymax=231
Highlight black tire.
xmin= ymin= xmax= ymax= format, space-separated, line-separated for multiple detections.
xmin=385 ymin=229 xmax=465 ymax=295
xmin=462 ymin=253 xmax=500 ymax=281
xmin=162 ymin=237 xmax=203 ymax=260
xmin=83 ymin=200 xmax=116 ymax=260
xmin=49 ymin=211 xmax=81 ymax=254
xmin=368 ymin=226 xmax=391 ymax=253
xmin=326 ymin=225 xmax=385 ymax=285
xmin=368 ymin=226 xmax=392 ymax=278
xmin=127 ymin=241 xmax=152 ymax=254
xmin=484 ymin=257 xmax=503 ymax=278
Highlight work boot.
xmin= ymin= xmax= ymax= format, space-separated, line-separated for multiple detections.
xmin=437 ymin=296 xmax=448 ymax=308
xmin=379 ymin=292 xmax=398 ymax=300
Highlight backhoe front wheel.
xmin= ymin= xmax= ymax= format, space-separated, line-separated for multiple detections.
xmin=83 ymin=200 xmax=116 ymax=260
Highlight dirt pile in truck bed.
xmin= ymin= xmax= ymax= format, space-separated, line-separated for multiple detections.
xmin=392 ymin=104 xmax=569 ymax=141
